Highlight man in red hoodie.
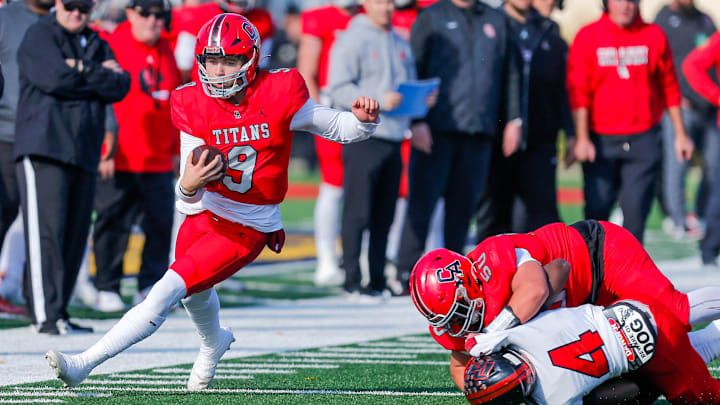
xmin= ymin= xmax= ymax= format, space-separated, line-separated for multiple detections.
xmin=566 ymin=0 xmax=694 ymax=244
xmin=93 ymin=0 xmax=182 ymax=312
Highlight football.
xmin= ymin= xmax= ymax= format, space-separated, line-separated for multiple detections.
xmin=191 ymin=145 xmax=228 ymax=176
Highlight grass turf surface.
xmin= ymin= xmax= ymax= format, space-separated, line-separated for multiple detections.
xmin=3 ymin=332 xmax=714 ymax=404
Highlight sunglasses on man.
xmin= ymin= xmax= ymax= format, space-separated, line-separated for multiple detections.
xmin=64 ymin=2 xmax=91 ymax=13
xmin=136 ymin=8 xmax=166 ymax=19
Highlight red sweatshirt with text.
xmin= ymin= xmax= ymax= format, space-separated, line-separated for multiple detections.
xmin=107 ymin=22 xmax=182 ymax=173
xmin=683 ymin=31 xmax=720 ymax=126
xmin=567 ymin=13 xmax=681 ymax=135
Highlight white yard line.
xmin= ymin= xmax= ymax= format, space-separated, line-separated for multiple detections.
xmin=216 ymin=363 xmax=339 ymax=369
xmin=12 ymin=386 xmax=463 ymax=397
xmin=274 ymin=358 xmax=448 ymax=365
xmin=279 ymin=352 xmax=416 ymax=359
xmin=109 ymin=373 xmax=256 ymax=379
xmin=320 ymin=347 xmax=447 ymax=354
xmin=151 ymin=368 xmax=293 ymax=374
xmin=0 ymin=296 xmax=427 ymax=386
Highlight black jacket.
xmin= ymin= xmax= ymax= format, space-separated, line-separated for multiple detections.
xmin=411 ymin=0 xmax=520 ymax=137
xmin=14 ymin=14 xmax=130 ymax=172
xmin=0 ymin=63 xmax=4 ymax=100
xmin=507 ymin=10 xmax=572 ymax=150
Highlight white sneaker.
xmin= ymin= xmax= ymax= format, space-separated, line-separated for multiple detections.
xmin=314 ymin=263 xmax=344 ymax=287
xmin=71 ymin=279 xmax=98 ymax=308
xmin=93 ymin=291 xmax=125 ymax=313
xmin=45 ymin=350 xmax=91 ymax=388
xmin=187 ymin=327 xmax=235 ymax=391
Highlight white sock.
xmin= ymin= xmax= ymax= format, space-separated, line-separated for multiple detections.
xmin=182 ymin=288 xmax=221 ymax=349
xmin=76 ymin=271 xmax=186 ymax=370
xmin=0 ymin=214 xmax=25 ymax=298
xmin=688 ymin=286 xmax=720 ymax=325
xmin=386 ymin=198 xmax=407 ymax=261
xmin=689 ymin=320 xmax=720 ymax=363
xmin=314 ymin=182 xmax=343 ymax=268
xmin=427 ymin=199 xmax=445 ymax=251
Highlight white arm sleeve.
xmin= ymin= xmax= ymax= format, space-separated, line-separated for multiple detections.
xmin=515 ymin=248 xmax=541 ymax=268
xmin=175 ymin=131 xmax=206 ymax=204
xmin=175 ymin=31 xmax=197 ymax=71
xmin=289 ymin=98 xmax=379 ymax=144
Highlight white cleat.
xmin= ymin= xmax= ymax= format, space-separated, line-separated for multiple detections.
xmin=45 ymin=350 xmax=90 ymax=388
xmin=187 ymin=327 xmax=235 ymax=391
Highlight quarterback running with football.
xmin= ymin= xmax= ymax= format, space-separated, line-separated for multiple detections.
xmin=45 ymin=13 xmax=380 ymax=390
xmin=409 ymin=220 xmax=720 ymax=402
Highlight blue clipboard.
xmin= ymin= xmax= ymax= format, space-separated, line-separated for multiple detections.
xmin=385 ymin=78 xmax=440 ymax=118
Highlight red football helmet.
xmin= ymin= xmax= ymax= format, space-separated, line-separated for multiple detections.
xmin=410 ymin=248 xmax=485 ymax=337
xmin=195 ymin=13 xmax=261 ymax=98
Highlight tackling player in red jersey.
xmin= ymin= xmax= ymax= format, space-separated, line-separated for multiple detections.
xmin=409 ymin=219 xmax=720 ymax=401
xmin=45 ymin=13 xmax=380 ymax=391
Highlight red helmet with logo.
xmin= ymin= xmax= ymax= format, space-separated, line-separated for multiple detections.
xmin=195 ymin=13 xmax=261 ymax=98
xmin=410 ymin=248 xmax=485 ymax=337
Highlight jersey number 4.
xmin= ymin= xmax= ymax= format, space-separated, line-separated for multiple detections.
xmin=223 ymin=145 xmax=257 ymax=193
xmin=548 ymin=330 xmax=609 ymax=378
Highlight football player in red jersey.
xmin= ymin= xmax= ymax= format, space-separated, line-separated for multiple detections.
xmin=410 ymin=219 xmax=720 ymax=400
xmin=298 ymin=0 xmax=359 ymax=286
xmin=45 ymin=13 xmax=380 ymax=391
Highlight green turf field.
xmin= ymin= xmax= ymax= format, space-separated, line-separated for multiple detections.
xmin=2 ymin=331 xmax=713 ymax=404
xmin=0 ymin=166 xmax=712 ymax=404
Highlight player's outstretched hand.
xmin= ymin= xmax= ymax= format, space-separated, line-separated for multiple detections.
xmin=351 ymin=96 xmax=380 ymax=123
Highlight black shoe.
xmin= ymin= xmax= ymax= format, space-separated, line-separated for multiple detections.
xmin=36 ymin=321 xmax=60 ymax=335
xmin=57 ymin=319 xmax=93 ymax=335
xmin=702 ymin=251 xmax=718 ymax=268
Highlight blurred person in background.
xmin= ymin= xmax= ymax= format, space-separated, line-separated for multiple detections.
xmin=91 ymin=0 xmax=181 ymax=313
xmin=475 ymin=0 xmax=568 ymax=242
xmin=684 ymin=30 xmax=720 ymax=267
xmin=171 ymin=0 xmax=275 ymax=83
xmin=655 ymin=0 xmax=716 ymax=241
xmin=394 ymin=0 xmax=520 ymax=294
xmin=268 ymin=3 xmax=301 ymax=70
xmin=566 ymin=0 xmax=693 ymax=244
xmin=298 ymin=0 xmax=359 ymax=287
xmin=329 ymin=0 xmax=418 ymax=301
xmin=14 ymin=0 xmax=130 ymax=334
xmin=0 ymin=0 xmax=54 ymax=315
xmin=531 ymin=0 xmax=563 ymax=18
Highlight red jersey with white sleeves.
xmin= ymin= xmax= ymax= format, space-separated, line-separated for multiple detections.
xmin=567 ymin=13 xmax=681 ymax=135
xmin=170 ymin=68 xmax=309 ymax=205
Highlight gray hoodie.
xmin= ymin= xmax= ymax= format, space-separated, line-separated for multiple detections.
xmin=327 ymin=14 xmax=416 ymax=142
xmin=0 ymin=1 xmax=43 ymax=143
